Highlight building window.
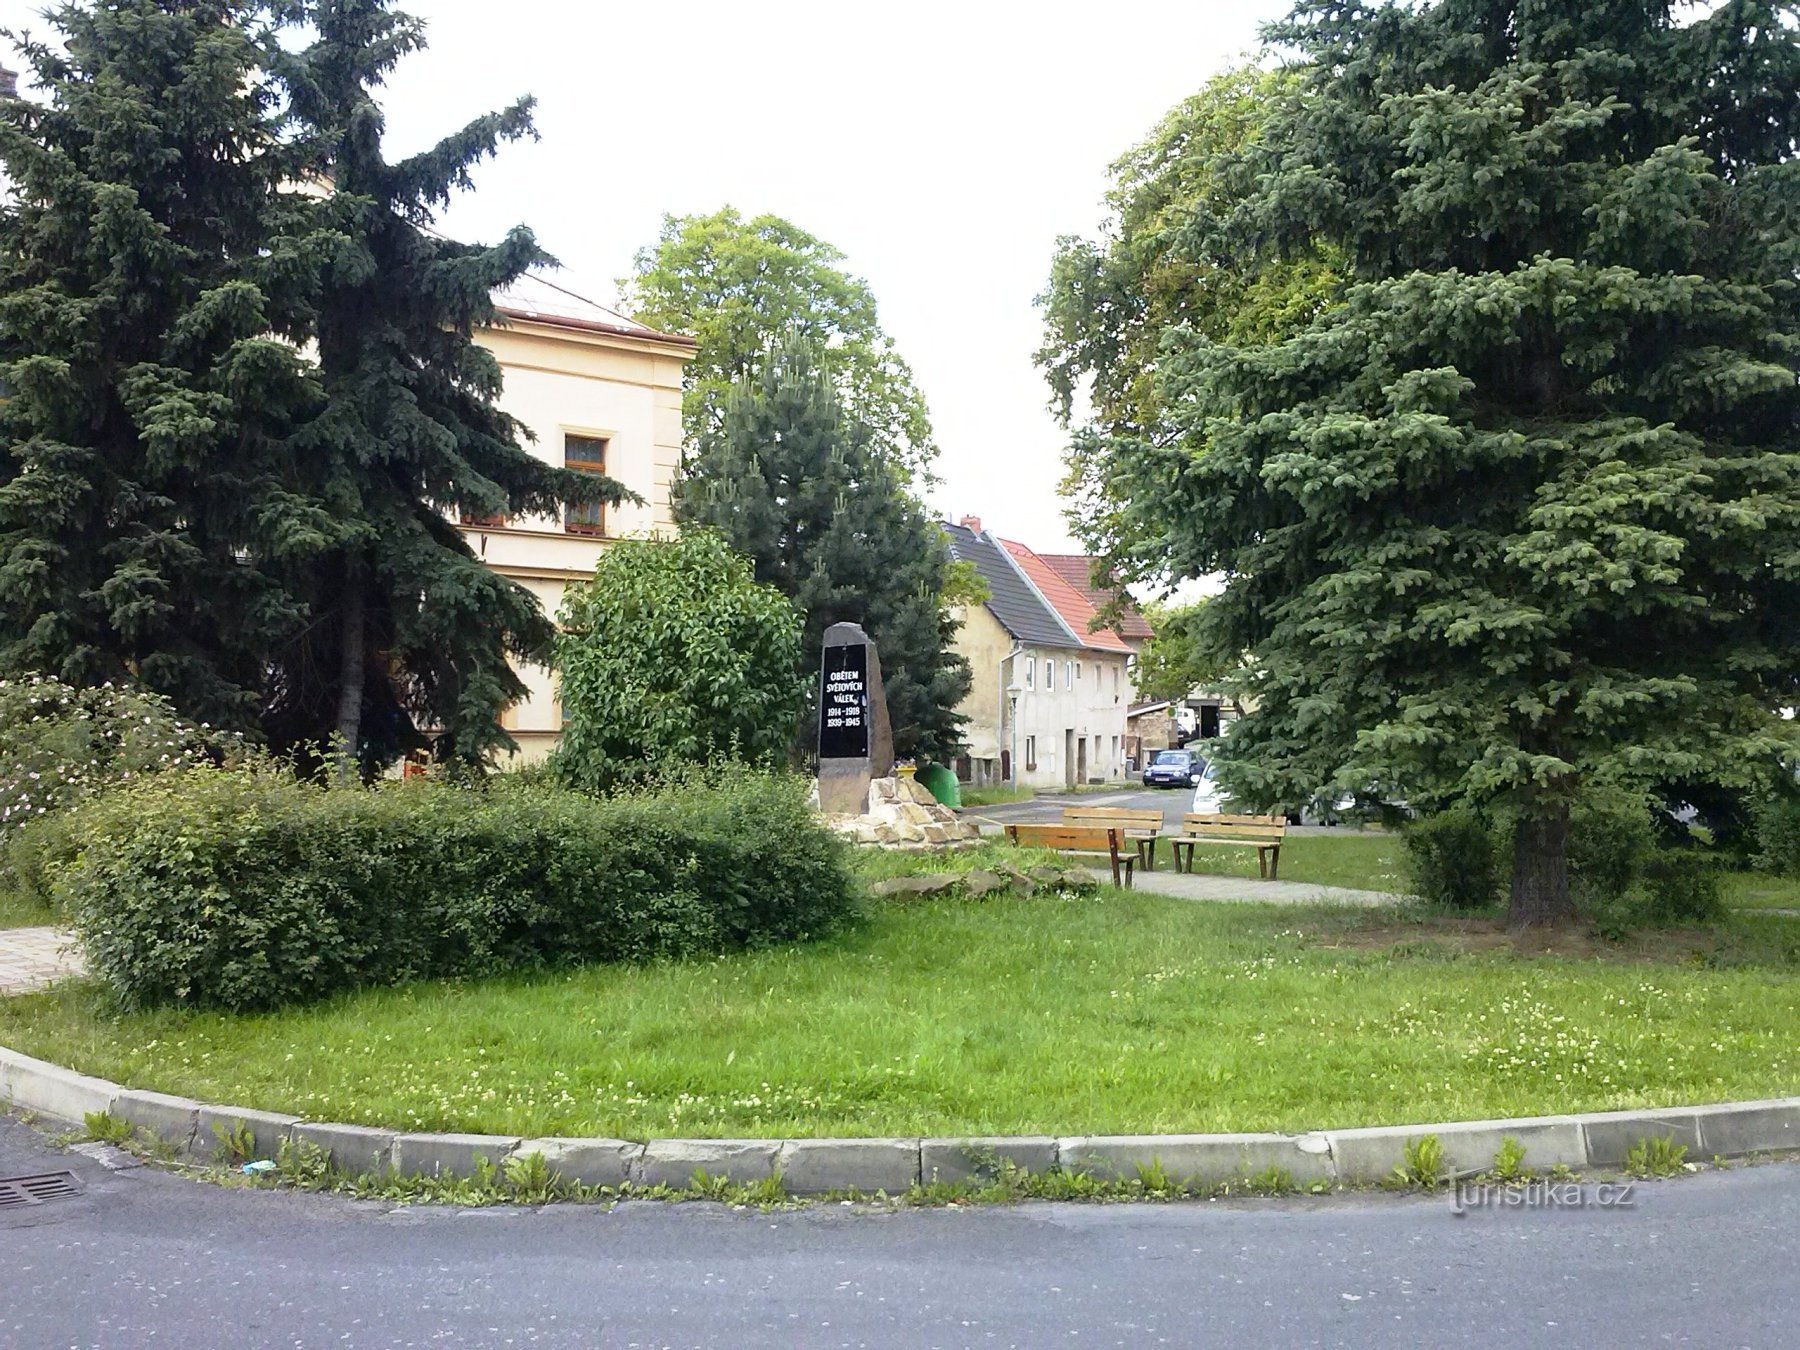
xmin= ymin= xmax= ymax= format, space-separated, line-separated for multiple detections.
xmin=1113 ymin=665 xmax=1119 ymax=693
xmin=1024 ymin=656 xmax=1035 ymax=691
xmin=1046 ymin=661 xmax=1055 ymax=692
xmin=563 ymin=434 xmax=609 ymax=535
xmin=1024 ymin=735 xmax=1037 ymax=771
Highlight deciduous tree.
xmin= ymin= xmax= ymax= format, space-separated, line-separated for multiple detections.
xmin=674 ymin=335 xmax=971 ymax=765
xmin=624 ymin=207 xmax=936 ymax=482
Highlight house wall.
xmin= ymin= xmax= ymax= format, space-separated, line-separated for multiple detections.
xmin=462 ymin=318 xmax=690 ymax=763
xmin=948 ymin=603 xmax=1015 ymax=784
xmin=1010 ymin=645 xmax=1131 ymax=789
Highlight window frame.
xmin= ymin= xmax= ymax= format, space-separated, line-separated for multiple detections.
xmin=563 ymin=432 xmax=611 ymax=536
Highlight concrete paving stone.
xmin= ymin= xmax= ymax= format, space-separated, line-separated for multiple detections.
xmin=1688 ymin=1099 xmax=1800 ymax=1159
xmin=510 ymin=1137 xmax=642 ymax=1189
xmin=390 ymin=1131 xmax=521 ymax=1180
xmin=776 ymin=1138 xmax=921 ymax=1195
xmin=1326 ymin=1116 xmax=1588 ymax=1183
xmin=193 ymin=1105 xmax=299 ymax=1165
xmin=1579 ymin=1108 xmax=1705 ymax=1168
xmin=292 ymin=1121 xmax=396 ymax=1174
xmin=1057 ymin=1133 xmax=1335 ymax=1187
xmin=631 ymin=1138 xmax=782 ymax=1190
xmin=109 ymin=1088 xmax=201 ymax=1152
xmin=1 ymin=1050 xmax=119 ymax=1126
xmin=920 ymin=1136 xmax=1060 ymax=1185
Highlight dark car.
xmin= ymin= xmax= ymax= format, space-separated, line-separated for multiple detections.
xmin=1142 ymin=748 xmax=1204 ymax=789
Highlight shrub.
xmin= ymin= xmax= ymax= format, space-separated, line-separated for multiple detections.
xmin=1639 ymin=849 xmax=1724 ymax=924
xmin=0 ymin=676 xmax=237 ymax=839
xmin=553 ymin=531 xmax=808 ymax=794
xmin=1752 ymin=793 xmax=1800 ymax=877
xmin=1402 ymin=809 xmax=1501 ymax=910
xmin=0 ymin=676 xmax=243 ymax=907
xmin=57 ymin=766 xmax=859 ymax=1011
xmin=1567 ymin=792 xmax=1657 ymax=909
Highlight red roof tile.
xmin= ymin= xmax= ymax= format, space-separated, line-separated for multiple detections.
xmin=1001 ymin=540 xmax=1135 ymax=654
xmin=1036 ymin=554 xmax=1155 ymax=641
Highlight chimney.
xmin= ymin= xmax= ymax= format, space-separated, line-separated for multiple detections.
xmin=960 ymin=515 xmax=982 ymax=535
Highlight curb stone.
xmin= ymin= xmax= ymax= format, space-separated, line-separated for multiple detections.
xmin=920 ymin=1136 xmax=1060 ymax=1185
xmin=1579 ymin=1108 xmax=1705 ymax=1168
xmin=1325 ymin=1116 xmax=1588 ymax=1183
xmin=509 ymin=1137 xmax=642 ymax=1188
xmin=776 ymin=1139 xmax=920 ymax=1194
xmin=110 ymin=1088 xmax=201 ymax=1153
xmin=390 ymin=1131 xmax=520 ymax=1180
xmin=292 ymin=1121 xmax=396 ymax=1174
xmin=1058 ymin=1133 xmax=1335 ymax=1187
xmin=193 ymin=1105 xmax=298 ymax=1164
xmin=2 ymin=1042 xmax=1797 ymax=1196
xmin=632 ymin=1139 xmax=781 ymax=1189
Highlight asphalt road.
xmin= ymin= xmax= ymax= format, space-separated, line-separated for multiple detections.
xmin=3 ymin=1115 xmax=1795 ymax=1348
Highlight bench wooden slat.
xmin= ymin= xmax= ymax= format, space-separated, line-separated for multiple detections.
xmin=1062 ymin=808 xmax=1165 ymax=871
xmin=1004 ymin=823 xmax=1135 ymax=888
xmin=1176 ymin=812 xmax=1287 ymax=880
xmin=1063 ymin=808 xmax=1164 ymax=826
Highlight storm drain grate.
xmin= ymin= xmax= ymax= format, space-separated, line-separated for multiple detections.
xmin=0 ymin=1171 xmax=83 ymax=1207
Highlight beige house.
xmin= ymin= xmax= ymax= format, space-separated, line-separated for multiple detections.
xmin=462 ymin=276 xmax=695 ymax=761
xmin=942 ymin=518 xmax=1134 ymax=790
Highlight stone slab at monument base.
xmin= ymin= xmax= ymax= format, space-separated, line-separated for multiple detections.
xmin=822 ymin=775 xmax=979 ymax=849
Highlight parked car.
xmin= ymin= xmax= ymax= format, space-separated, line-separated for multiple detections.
xmin=1143 ymin=748 xmax=1205 ymax=789
xmin=1189 ymin=759 xmax=1228 ymax=813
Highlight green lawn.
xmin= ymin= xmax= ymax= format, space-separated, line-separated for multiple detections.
xmin=1719 ymin=870 xmax=1800 ymax=912
xmin=0 ymin=889 xmax=52 ymax=930
xmin=1155 ymin=831 xmax=1404 ymax=893
xmin=5 ymin=891 xmax=1798 ymax=1141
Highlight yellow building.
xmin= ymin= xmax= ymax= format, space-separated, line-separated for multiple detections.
xmin=462 ymin=276 xmax=695 ymax=761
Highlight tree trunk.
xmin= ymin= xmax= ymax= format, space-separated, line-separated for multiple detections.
xmin=333 ymin=564 xmax=365 ymax=784
xmin=1509 ymin=795 xmax=1575 ymax=928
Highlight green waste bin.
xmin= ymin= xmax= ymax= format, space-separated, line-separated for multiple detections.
xmin=916 ymin=763 xmax=960 ymax=809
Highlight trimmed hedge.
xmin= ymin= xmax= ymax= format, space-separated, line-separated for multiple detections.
xmin=58 ymin=768 xmax=859 ymax=1011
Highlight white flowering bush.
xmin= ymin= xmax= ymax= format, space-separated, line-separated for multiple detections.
xmin=0 ymin=676 xmax=240 ymax=837
xmin=0 ymin=677 xmax=243 ymax=902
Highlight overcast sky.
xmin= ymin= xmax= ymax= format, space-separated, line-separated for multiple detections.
xmin=3 ymin=0 xmax=1292 ymax=553
xmin=377 ymin=0 xmax=1294 ymax=552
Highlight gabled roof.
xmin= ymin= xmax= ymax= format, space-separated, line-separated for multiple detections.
xmin=492 ymin=273 xmax=696 ymax=351
xmin=1037 ymin=553 xmax=1154 ymax=641
xmin=943 ymin=522 xmax=1074 ymax=648
xmin=1002 ymin=541 xmax=1135 ymax=655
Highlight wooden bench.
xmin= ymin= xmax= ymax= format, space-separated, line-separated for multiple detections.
xmin=1004 ymin=823 xmax=1135 ymax=888
xmin=1172 ymin=813 xmax=1287 ymax=880
xmin=1061 ymin=807 xmax=1166 ymax=872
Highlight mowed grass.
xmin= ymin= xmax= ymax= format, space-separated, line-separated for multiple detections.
xmin=4 ymin=890 xmax=1798 ymax=1141
xmin=0 ymin=889 xmax=52 ymax=930
xmin=1156 ymin=831 xmax=1404 ymax=893
xmin=1720 ymin=870 xmax=1800 ymax=912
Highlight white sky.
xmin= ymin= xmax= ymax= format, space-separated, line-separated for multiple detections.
xmin=376 ymin=0 xmax=1291 ymax=551
xmin=2 ymin=0 xmax=1290 ymax=552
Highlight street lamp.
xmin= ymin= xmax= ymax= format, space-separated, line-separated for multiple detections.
xmin=1006 ymin=673 xmax=1024 ymax=787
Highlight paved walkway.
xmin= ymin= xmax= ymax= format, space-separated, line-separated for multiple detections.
xmin=1106 ymin=867 xmax=1401 ymax=907
xmin=0 ymin=926 xmax=84 ymax=995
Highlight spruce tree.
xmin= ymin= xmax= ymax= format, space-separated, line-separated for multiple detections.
xmin=271 ymin=0 xmax=630 ymax=769
xmin=1045 ymin=1 xmax=1800 ymax=925
xmin=0 ymin=0 xmax=328 ymax=732
xmin=674 ymin=336 xmax=970 ymax=765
